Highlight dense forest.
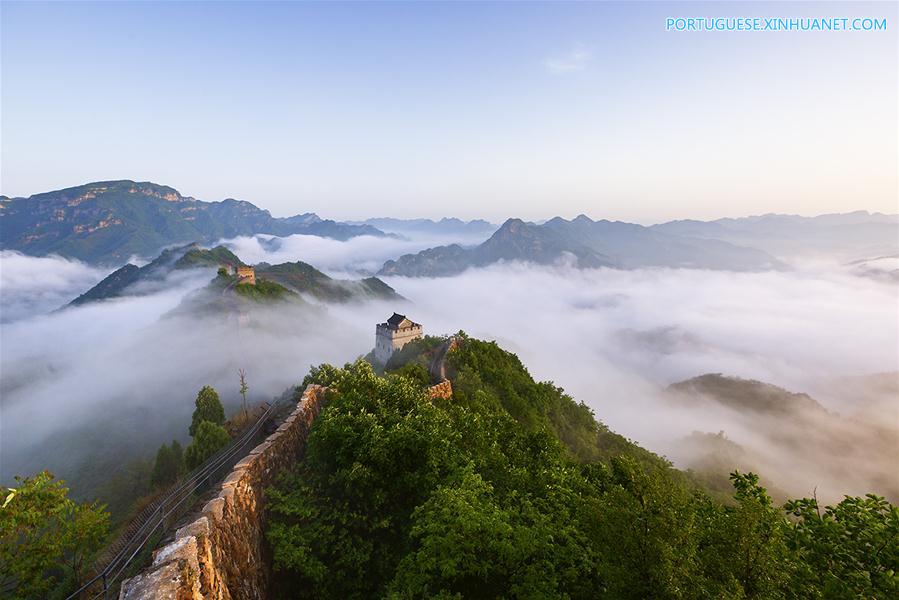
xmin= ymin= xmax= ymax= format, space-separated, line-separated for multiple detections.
xmin=267 ymin=335 xmax=899 ymax=599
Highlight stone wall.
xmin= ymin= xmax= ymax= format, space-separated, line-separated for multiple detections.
xmin=120 ymin=384 xmax=328 ymax=600
xmin=427 ymin=379 xmax=453 ymax=400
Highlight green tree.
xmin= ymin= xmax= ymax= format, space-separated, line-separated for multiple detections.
xmin=0 ymin=471 xmax=108 ymax=598
xmin=268 ymin=361 xmax=464 ymax=598
xmin=784 ymin=493 xmax=899 ymax=598
xmin=150 ymin=440 xmax=184 ymax=488
xmin=695 ymin=471 xmax=792 ymax=598
xmin=269 ymin=361 xmax=598 ymax=598
xmin=269 ymin=339 xmax=899 ymax=600
xmin=189 ymin=385 xmax=225 ymax=437
xmin=388 ymin=469 xmax=520 ymax=597
xmin=585 ymin=456 xmax=700 ymax=599
xmin=184 ymin=421 xmax=231 ymax=470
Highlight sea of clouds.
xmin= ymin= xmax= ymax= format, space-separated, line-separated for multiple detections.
xmin=0 ymin=233 xmax=896 ymax=502
xmin=222 ymin=229 xmax=491 ymax=277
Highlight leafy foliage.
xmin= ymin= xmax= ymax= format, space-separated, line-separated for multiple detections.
xmin=184 ymin=421 xmax=231 ymax=470
xmin=189 ymin=385 xmax=225 ymax=437
xmin=268 ymin=338 xmax=899 ymax=599
xmin=233 ymin=278 xmax=294 ymax=301
xmin=784 ymin=493 xmax=899 ymax=597
xmin=174 ymin=245 xmax=243 ymax=269
xmin=0 ymin=472 xmax=108 ymax=599
xmin=150 ymin=440 xmax=184 ymax=488
xmin=382 ymin=335 xmax=445 ymax=372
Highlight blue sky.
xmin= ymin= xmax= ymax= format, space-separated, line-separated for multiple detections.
xmin=2 ymin=1 xmax=896 ymax=221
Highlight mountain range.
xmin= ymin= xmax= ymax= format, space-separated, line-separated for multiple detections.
xmin=379 ymin=215 xmax=784 ymax=276
xmin=652 ymin=211 xmax=898 ymax=259
xmin=0 ymin=180 xmax=386 ymax=264
xmin=68 ymin=243 xmax=401 ymax=308
xmin=4 ymin=180 xmax=896 ymax=276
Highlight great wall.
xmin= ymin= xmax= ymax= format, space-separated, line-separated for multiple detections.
xmin=119 ymin=385 xmax=327 ymax=600
xmin=118 ymin=325 xmax=457 ymax=599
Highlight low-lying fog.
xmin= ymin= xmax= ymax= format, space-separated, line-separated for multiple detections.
xmin=223 ymin=229 xmax=492 ymax=277
xmin=1 ymin=233 xmax=896 ymax=504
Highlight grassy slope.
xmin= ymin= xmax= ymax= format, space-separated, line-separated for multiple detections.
xmin=174 ymin=245 xmax=245 ymax=269
xmin=385 ymin=333 xmax=671 ymax=472
xmin=257 ymin=261 xmax=401 ymax=303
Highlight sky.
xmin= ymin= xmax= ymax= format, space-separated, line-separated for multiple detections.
xmin=1 ymin=1 xmax=896 ymax=222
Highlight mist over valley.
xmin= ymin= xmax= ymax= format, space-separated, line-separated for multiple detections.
xmin=2 ymin=198 xmax=896 ymax=508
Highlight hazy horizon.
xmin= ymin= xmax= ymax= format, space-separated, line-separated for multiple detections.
xmin=3 ymin=177 xmax=897 ymax=227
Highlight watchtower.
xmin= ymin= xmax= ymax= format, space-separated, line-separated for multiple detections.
xmin=375 ymin=313 xmax=423 ymax=364
xmin=236 ymin=266 xmax=256 ymax=285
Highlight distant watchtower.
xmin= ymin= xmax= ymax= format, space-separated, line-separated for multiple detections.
xmin=375 ymin=313 xmax=423 ymax=364
xmin=236 ymin=266 xmax=256 ymax=285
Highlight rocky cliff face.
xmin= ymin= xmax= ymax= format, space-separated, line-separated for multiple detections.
xmin=119 ymin=385 xmax=328 ymax=600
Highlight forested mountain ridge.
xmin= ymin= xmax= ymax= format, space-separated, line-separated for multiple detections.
xmin=0 ymin=180 xmax=386 ymax=264
xmin=266 ymin=336 xmax=899 ymax=599
xmin=68 ymin=244 xmax=400 ymax=308
xmin=68 ymin=243 xmax=244 ymax=306
xmin=255 ymin=261 xmax=403 ymax=303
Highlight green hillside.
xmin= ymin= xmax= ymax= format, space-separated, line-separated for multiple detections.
xmin=256 ymin=261 xmax=402 ymax=303
xmin=68 ymin=246 xmax=398 ymax=309
xmin=174 ymin=245 xmax=244 ymax=269
xmin=267 ymin=338 xmax=899 ymax=599
xmin=68 ymin=244 xmax=240 ymax=306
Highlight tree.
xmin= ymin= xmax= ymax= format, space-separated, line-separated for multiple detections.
xmin=239 ymin=369 xmax=249 ymax=418
xmin=585 ymin=456 xmax=700 ymax=599
xmin=388 ymin=470 xmax=519 ymax=597
xmin=695 ymin=471 xmax=792 ymax=598
xmin=269 ymin=342 xmax=899 ymax=600
xmin=269 ymin=361 xmax=597 ymax=599
xmin=0 ymin=471 xmax=108 ymax=598
xmin=189 ymin=385 xmax=225 ymax=437
xmin=784 ymin=493 xmax=899 ymax=598
xmin=150 ymin=440 xmax=184 ymax=488
xmin=184 ymin=421 xmax=231 ymax=470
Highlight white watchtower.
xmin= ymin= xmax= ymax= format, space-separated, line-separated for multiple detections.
xmin=375 ymin=313 xmax=423 ymax=364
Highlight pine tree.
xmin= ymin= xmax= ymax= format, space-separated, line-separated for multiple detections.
xmin=189 ymin=385 xmax=225 ymax=437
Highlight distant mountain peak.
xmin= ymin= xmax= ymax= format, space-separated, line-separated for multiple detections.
xmin=1 ymin=180 xmax=387 ymax=264
xmin=33 ymin=180 xmax=194 ymax=204
xmin=496 ymin=217 xmax=528 ymax=233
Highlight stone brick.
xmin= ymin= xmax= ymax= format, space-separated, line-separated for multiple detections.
xmin=120 ymin=385 xmax=327 ymax=600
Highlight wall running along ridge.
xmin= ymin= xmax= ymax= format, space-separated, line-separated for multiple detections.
xmin=119 ymin=384 xmax=328 ymax=600
xmin=427 ymin=379 xmax=453 ymax=400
